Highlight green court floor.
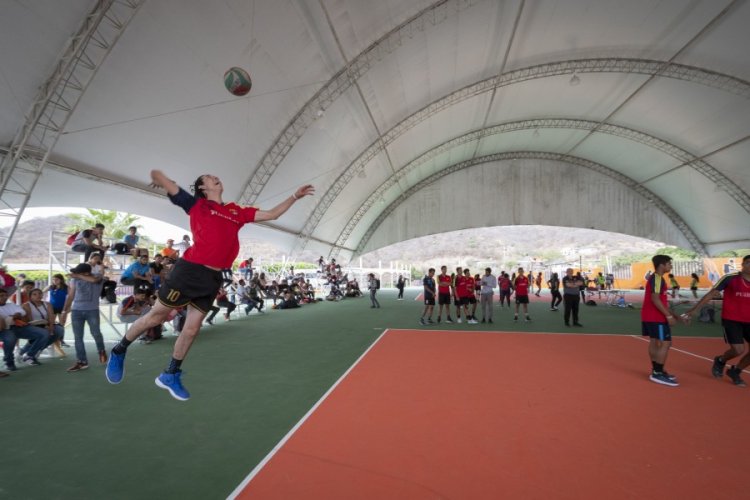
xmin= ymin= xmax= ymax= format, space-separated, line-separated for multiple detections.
xmin=1 ymin=289 xmax=720 ymax=499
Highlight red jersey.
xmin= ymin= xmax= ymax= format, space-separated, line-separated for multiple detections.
xmin=171 ymin=189 xmax=257 ymax=268
xmin=514 ymin=275 xmax=529 ymax=296
xmin=464 ymin=277 xmax=475 ymax=297
xmin=498 ymin=276 xmax=511 ymax=291
xmin=641 ymin=273 xmax=669 ymax=323
xmin=455 ymin=276 xmax=469 ymax=298
xmin=437 ymin=274 xmax=452 ymax=294
xmin=716 ymin=273 xmax=750 ymax=323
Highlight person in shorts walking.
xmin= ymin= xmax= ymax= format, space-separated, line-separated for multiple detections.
xmin=684 ymin=254 xmax=750 ymax=386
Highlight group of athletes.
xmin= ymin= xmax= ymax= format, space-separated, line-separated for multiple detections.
xmin=419 ymin=265 xmax=534 ymax=326
xmin=643 ymin=253 xmax=750 ymax=387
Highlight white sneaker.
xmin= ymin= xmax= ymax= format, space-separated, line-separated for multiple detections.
xmin=457 ymin=318 xmax=462 ymax=323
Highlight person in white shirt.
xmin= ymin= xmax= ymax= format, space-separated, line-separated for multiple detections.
xmin=480 ymin=268 xmax=498 ymax=324
xmin=0 ymin=288 xmax=49 ymax=368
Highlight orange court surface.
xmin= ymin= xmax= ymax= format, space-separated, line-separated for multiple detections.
xmin=231 ymin=329 xmax=750 ymax=499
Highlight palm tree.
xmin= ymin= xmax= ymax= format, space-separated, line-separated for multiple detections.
xmin=65 ymin=209 xmax=141 ymax=240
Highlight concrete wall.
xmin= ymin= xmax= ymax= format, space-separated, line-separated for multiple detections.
xmin=359 ymin=158 xmax=692 ymax=255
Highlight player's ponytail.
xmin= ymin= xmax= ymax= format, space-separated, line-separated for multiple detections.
xmin=191 ymin=175 xmax=207 ymax=199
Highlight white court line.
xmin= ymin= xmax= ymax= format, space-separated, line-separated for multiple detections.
xmin=630 ymin=335 xmax=750 ymax=373
xmin=226 ymin=328 xmax=390 ymax=499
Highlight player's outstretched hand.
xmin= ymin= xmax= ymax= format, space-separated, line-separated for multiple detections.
xmin=294 ymin=185 xmax=315 ymax=199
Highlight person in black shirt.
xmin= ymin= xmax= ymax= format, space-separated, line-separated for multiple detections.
xmin=562 ymin=268 xmax=584 ymax=327
xmin=420 ymin=268 xmax=436 ymax=325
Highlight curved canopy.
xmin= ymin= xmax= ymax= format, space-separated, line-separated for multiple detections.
xmin=1 ymin=0 xmax=749 ymax=261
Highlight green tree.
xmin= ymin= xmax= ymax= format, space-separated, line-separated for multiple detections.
xmin=65 ymin=209 xmax=142 ymax=240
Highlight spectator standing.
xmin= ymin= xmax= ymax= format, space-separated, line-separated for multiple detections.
xmin=368 ymin=273 xmax=381 ymax=309
xmin=548 ymin=272 xmax=562 ymax=311
xmin=420 ymin=268 xmax=436 ymax=325
xmin=513 ymin=268 xmax=531 ymax=322
xmin=668 ymin=273 xmax=680 ymax=298
xmin=44 ymin=273 xmax=69 ymax=344
xmin=479 ymin=268 xmax=497 ymax=324
xmin=174 ymin=234 xmax=191 ymax=256
xmin=689 ymin=273 xmax=700 ymax=299
xmin=396 ymin=274 xmax=405 ymax=300
xmin=453 ymin=267 xmax=464 ymax=323
xmin=534 ymin=272 xmax=543 ymax=297
xmin=562 ymin=268 xmax=584 ymax=327
xmin=62 ymin=263 xmax=107 ymax=372
xmin=577 ymin=272 xmax=587 ymax=302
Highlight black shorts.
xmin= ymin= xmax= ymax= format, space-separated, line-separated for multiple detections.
xmin=515 ymin=295 xmax=529 ymax=304
xmin=468 ymin=296 xmax=477 ymax=305
xmin=157 ymin=259 xmax=223 ymax=314
xmin=438 ymin=292 xmax=452 ymax=305
xmin=458 ymin=296 xmax=470 ymax=306
xmin=454 ymin=297 xmax=461 ymax=306
xmin=722 ymin=319 xmax=750 ymax=345
xmin=642 ymin=322 xmax=672 ymax=341
xmin=500 ymin=289 xmax=511 ymax=297
xmin=424 ymin=295 xmax=435 ymax=306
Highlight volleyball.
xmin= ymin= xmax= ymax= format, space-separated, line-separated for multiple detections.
xmin=224 ymin=66 xmax=252 ymax=96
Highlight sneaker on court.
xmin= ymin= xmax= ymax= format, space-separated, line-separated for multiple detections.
xmin=427 ymin=318 xmax=434 ymax=324
xmin=488 ymin=319 xmax=493 ymax=324
xmin=457 ymin=318 xmax=462 ymax=324
xmin=155 ymin=371 xmax=190 ymax=401
xmin=437 ymin=317 xmax=441 ymax=323
xmin=525 ymin=316 xmax=531 ymax=322
xmin=468 ymin=319 xmax=478 ymax=324
xmin=649 ymin=372 xmax=679 ymax=387
xmin=22 ymin=354 xmax=41 ymax=366
xmin=446 ymin=317 xmax=453 ymax=323
xmin=419 ymin=318 xmax=427 ymax=326
xmin=711 ymin=356 xmax=726 ymax=378
xmin=726 ymin=367 xmax=747 ymax=387
xmin=106 ymin=351 xmax=126 ymax=384
xmin=661 ymin=371 xmax=678 ymax=382
xmin=514 ymin=316 xmax=518 ymax=322
xmin=67 ymin=361 xmax=89 ymax=372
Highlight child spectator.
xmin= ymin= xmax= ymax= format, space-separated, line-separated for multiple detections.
xmin=44 ymin=274 xmax=70 ymax=345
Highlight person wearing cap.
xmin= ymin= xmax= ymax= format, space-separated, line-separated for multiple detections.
xmin=62 ymin=263 xmax=108 ymax=372
xmin=0 ymin=288 xmax=48 ymax=369
xmin=105 ymin=169 xmax=314 ymax=401
xmin=160 ymin=239 xmax=179 ymax=260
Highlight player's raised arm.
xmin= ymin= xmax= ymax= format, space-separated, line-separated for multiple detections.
xmin=150 ymin=170 xmax=180 ymax=196
xmin=255 ymin=184 xmax=315 ymax=222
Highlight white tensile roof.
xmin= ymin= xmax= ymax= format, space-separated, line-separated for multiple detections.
xmin=1 ymin=0 xmax=748 ymax=260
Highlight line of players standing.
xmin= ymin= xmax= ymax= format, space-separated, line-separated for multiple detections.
xmin=420 ymin=266 xmax=537 ymax=326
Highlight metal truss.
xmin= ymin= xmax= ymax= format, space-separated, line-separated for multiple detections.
xmin=293 ymin=59 xmax=750 ymax=257
xmin=351 ymin=152 xmax=707 ymax=258
xmin=0 ymin=0 xmax=144 ymax=262
xmin=237 ymin=0 xmax=475 ymax=208
xmin=329 ymin=118 xmax=748 ymax=258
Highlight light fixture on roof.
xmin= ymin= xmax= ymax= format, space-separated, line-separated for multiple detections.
xmin=379 ymin=196 xmax=386 ymax=204
xmin=569 ymin=72 xmax=581 ymax=86
xmin=358 ymin=168 xmax=367 ymax=179
xmin=316 ymin=108 xmax=325 ymax=118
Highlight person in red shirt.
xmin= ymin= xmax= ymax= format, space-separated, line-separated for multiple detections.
xmin=106 ymin=170 xmax=313 ymax=400
xmin=498 ymin=272 xmax=512 ymax=308
xmin=513 ymin=267 xmax=531 ymax=322
xmin=436 ymin=265 xmax=454 ymax=323
xmin=685 ymin=254 xmax=750 ymax=386
xmin=462 ymin=269 xmax=477 ymax=324
xmin=641 ymin=254 xmax=684 ymax=387
xmin=453 ymin=267 xmax=463 ymax=323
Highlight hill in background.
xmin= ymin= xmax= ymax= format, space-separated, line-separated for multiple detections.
xmin=3 ymin=216 xmax=666 ymax=268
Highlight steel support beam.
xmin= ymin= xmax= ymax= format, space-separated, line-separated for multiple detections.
xmin=0 ymin=0 xmax=144 ymax=263
xmin=292 ymin=60 xmax=750 ymax=257
xmin=329 ymin=118 xmax=747 ymax=259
